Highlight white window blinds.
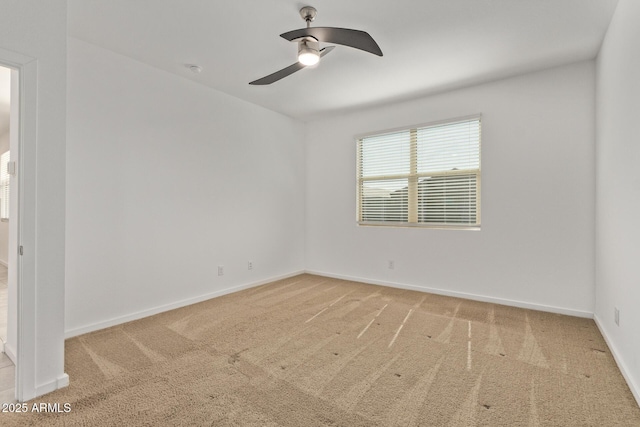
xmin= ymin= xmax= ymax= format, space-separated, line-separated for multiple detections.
xmin=357 ymin=117 xmax=481 ymax=228
xmin=1 ymin=151 xmax=10 ymax=221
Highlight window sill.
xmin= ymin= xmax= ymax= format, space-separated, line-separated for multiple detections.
xmin=357 ymin=221 xmax=480 ymax=231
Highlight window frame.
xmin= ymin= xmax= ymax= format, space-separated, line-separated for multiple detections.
xmin=356 ymin=115 xmax=481 ymax=230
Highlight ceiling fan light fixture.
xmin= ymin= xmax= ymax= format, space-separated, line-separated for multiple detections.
xmin=298 ymin=49 xmax=320 ymax=66
xmin=298 ymin=39 xmax=320 ymax=66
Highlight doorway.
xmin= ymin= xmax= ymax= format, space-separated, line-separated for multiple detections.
xmin=0 ymin=63 xmax=14 ymax=403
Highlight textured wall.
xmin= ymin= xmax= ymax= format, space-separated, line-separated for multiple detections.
xmin=595 ymin=0 xmax=640 ymax=404
xmin=306 ymin=61 xmax=596 ymax=316
xmin=66 ymin=38 xmax=306 ymax=336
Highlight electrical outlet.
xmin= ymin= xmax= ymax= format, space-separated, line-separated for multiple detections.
xmin=388 ymin=260 xmax=395 ymax=270
xmin=614 ymin=307 xmax=620 ymax=326
xmin=218 ymin=266 xmax=224 ymax=276
xmin=248 ymin=261 xmax=253 ymax=270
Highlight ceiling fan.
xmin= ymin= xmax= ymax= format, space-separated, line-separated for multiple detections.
xmin=249 ymin=6 xmax=383 ymax=85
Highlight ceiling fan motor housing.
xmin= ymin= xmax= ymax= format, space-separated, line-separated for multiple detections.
xmin=298 ymin=37 xmax=319 ymax=54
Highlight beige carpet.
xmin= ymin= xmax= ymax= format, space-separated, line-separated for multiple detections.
xmin=2 ymin=274 xmax=639 ymax=426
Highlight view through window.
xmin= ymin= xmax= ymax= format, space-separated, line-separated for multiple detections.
xmin=357 ymin=116 xmax=481 ymax=228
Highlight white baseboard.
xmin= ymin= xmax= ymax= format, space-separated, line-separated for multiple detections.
xmin=64 ymin=270 xmax=305 ymax=339
xmin=57 ymin=373 xmax=70 ymax=389
xmin=305 ymin=270 xmax=594 ymax=319
xmin=594 ymin=314 xmax=640 ymax=407
xmin=32 ymin=373 xmax=69 ymax=400
xmin=4 ymin=342 xmax=16 ymax=365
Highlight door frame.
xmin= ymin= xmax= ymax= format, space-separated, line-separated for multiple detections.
xmin=0 ymin=46 xmax=39 ymax=402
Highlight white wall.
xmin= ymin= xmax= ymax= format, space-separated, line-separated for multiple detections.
xmin=595 ymin=0 xmax=640 ymax=404
xmin=0 ymin=0 xmax=67 ymax=399
xmin=306 ymin=61 xmax=595 ymax=316
xmin=0 ymin=130 xmax=8 ymax=266
xmin=65 ymin=38 xmax=306 ymax=336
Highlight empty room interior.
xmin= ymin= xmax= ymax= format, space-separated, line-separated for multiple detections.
xmin=1 ymin=0 xmax=640 ymax=425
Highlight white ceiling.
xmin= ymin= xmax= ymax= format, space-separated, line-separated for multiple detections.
xmin=68 ymin=0 xmax=618 ymax=121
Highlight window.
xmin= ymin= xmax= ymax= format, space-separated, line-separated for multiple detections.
xmin=357 ymin=116 xmax=481 ymax=228
xmin=1 ymin=151 xmax=9 ymax=221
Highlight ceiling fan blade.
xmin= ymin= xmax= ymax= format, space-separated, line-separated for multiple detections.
xmin=320 ymin=46 xmax=335 ymax=55
xmin=249 ymin=62 xmax=304 ymax=85
xmin=280 ymin=27 xmax=383 ymax=57
xmin=249 ymin=46 xmax=335 ymax=85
